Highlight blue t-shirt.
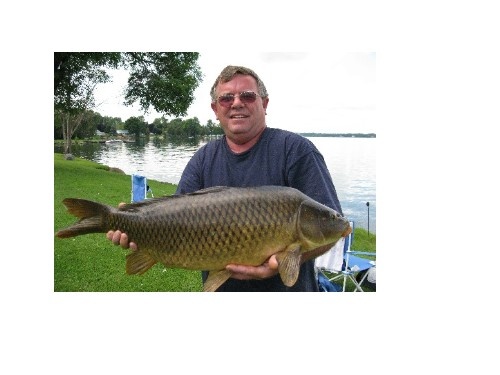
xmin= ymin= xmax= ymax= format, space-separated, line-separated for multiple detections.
xmin=176 ymin=127 xmax=343 ymax=292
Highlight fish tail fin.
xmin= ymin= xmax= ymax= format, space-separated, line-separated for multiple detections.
xmin=56 ymin=198 xmax=111 ymax=238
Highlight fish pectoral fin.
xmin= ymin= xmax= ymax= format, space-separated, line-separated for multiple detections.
xmin=126 ymin=250 xmax=157 ymax=275
xmin=275 ymin=244 xmax=302 ymax=287
xmin=203 ymin=270 xmax=232 ymax=292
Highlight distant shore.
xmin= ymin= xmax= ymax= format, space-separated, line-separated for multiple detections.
xmin=299 ymin=133 xmax=376 ymax=138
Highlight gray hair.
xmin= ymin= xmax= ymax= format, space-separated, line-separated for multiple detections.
xmin=210 ymin=65 xmax=269 ymax=102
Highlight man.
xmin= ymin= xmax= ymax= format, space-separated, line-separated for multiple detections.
xmin=108 ymin=65 xmax=343 ymax=291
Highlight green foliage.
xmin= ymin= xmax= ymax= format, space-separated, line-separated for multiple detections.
xmin=54 ymin=52 xmax=203 ymax=117
xmin=123 ymin=52 xmax=202 ymax=117
xmin=54 ymin=153 xmax=203 ymax=292
xmin=161 ymin=117 xmax=224 ymax=138
xmin=54 ymin=52 xmax=203 ymax=153
xmin=74 ymin=110 xmax=99 ymax=138
xmin=98 ymin=115 xmax=122 ymax=134
xmin=124 ymin=116 xmax=148 ymax=137
xmin=54 ymin=109 xmax=123 ymax=140
xmin=54 ymin=52 xmax=121 ymax=113
xmin=149 ymin=118 xmax=165 ymax=135
xmin=205 ymin=119 xmax=224 ymax=135
xmin=53 ymin=52 xmax=217 ymax=143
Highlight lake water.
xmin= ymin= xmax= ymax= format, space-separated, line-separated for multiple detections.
xmin=55 ymin=136 xmax=376 ymax=232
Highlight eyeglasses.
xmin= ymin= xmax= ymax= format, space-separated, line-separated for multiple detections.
xmin=216 ymin=91 xmax=260 ymax=107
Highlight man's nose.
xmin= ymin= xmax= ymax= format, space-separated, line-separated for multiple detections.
xmin=231 ymin=96 xmax=244 ymax=107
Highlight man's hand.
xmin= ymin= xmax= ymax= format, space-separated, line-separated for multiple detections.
xmin=106 ymin=230 xmax=138 ymax=251
xmin=105 ymin=202 xmax=138 ymax=251
xmin=225 ymin=254 xmax=279 ymax=280
xmin=225 ymin=244 xmax=333 ymax=282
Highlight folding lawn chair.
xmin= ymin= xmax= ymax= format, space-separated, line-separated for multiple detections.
xmin=131 ymin=174 xmax=154 ymax=203
xmin=316 ymin=238 xmax=346 ymax=292
xmin=315 ymin=221 xmax=376 ymax=292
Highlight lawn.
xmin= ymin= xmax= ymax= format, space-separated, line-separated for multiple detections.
xmin=54 ymin=153 xmax=203 ymax=292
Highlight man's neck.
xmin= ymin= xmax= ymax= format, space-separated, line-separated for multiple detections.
xmin=226 ymin=126 xmax=267 ymax=154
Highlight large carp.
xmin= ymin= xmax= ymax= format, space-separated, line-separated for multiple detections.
xmin=56 ymin=186 xmax=351 ymax=292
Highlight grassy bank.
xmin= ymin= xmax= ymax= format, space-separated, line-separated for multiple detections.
xmin=54 ymin=153 xmax=203 ymax=291
xmin=54 ymin=153 xmax=376 ymax=292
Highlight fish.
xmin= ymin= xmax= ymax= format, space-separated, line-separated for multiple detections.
xmin=56 ymin=186 xmax=351 ymax=292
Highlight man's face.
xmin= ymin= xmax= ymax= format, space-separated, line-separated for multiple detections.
xmin=211 ymin=74 xmax=269 ymax=144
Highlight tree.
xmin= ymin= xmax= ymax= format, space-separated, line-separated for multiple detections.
xmin=54 ymin=53 xmax=121 ymax=154
xmin=98 ymin=116 xmax=122 ymax=135
xmin=123 ymin=53 xmax=202 ymax=117
xmin=149 ymin=118 xmax=165 ymax=135
xmin=164 ymin=118 xmax=184 ymax=137
xmin=124 ymin=116 xmax=148 ymax=138
xmin=183 ymin=117 xmax=202 ymax=137
xmin=54 ymin=52 xmax=202 ymax=154
xmin=54 ymin=53 xmax=121 ymax=111
xmin=74 ymin=110 xmax=100 ymax=139
xmin=205 ymin=119 xmax=224 ymax=135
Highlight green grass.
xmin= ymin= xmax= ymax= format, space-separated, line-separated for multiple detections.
xmin=54 ymin=153 xmax=376 ymax=292
xmin=54 ymin=153 xmax=203 ymax=292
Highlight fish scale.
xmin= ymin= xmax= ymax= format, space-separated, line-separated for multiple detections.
xmin=56 ymin=185 xmax=350 ymax=291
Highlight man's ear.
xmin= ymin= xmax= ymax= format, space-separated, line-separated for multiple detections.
xmin=262 ymin=97 xmax=269 ymax=113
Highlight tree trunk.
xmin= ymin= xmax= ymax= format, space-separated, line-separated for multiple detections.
xmin=63 ymin=111 xmax=87 ymax=155
xmin=63 ymin=114 xmax=72 ymax=155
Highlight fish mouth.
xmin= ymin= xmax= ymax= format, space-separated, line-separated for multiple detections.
xmin=341 ymin=225 xmax=353 ymax=238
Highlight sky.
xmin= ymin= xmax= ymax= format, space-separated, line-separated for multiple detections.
xmin=93 ymin=52 xmax=376 ymax=134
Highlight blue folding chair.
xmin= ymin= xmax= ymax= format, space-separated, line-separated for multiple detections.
xmin=131 ymin=174 xmax=154 ymax=203
xmin=316 ymin=221 xmax=376 ymax=292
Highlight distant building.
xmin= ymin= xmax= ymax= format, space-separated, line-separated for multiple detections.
xmin=116 ymin=129 xmax=129 ymax=135
xmin=95 ymin=130 xmax=106 ymax=136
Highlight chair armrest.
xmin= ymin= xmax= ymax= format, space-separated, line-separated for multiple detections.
xmin=348 ymin=251 xmax=376 ymax=256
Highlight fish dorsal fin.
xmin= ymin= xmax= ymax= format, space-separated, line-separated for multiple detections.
xmin=119 ymin=187 xmax=232 ymax=212
xmin=203 ymin=269 xmax=232 ymax=292
xmin=119 ymin=197 xmax=173 ymax=211
xmin=126 ymin=250 xmax=157 ymax=275
xmin=275 ymin=244 xmax=302 ymax=287
xmin=186 ymin=186 xmax=232 ymax=196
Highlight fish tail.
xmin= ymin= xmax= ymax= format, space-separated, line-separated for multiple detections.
xmin=56 ymin=198 xmax=112 ymax=238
